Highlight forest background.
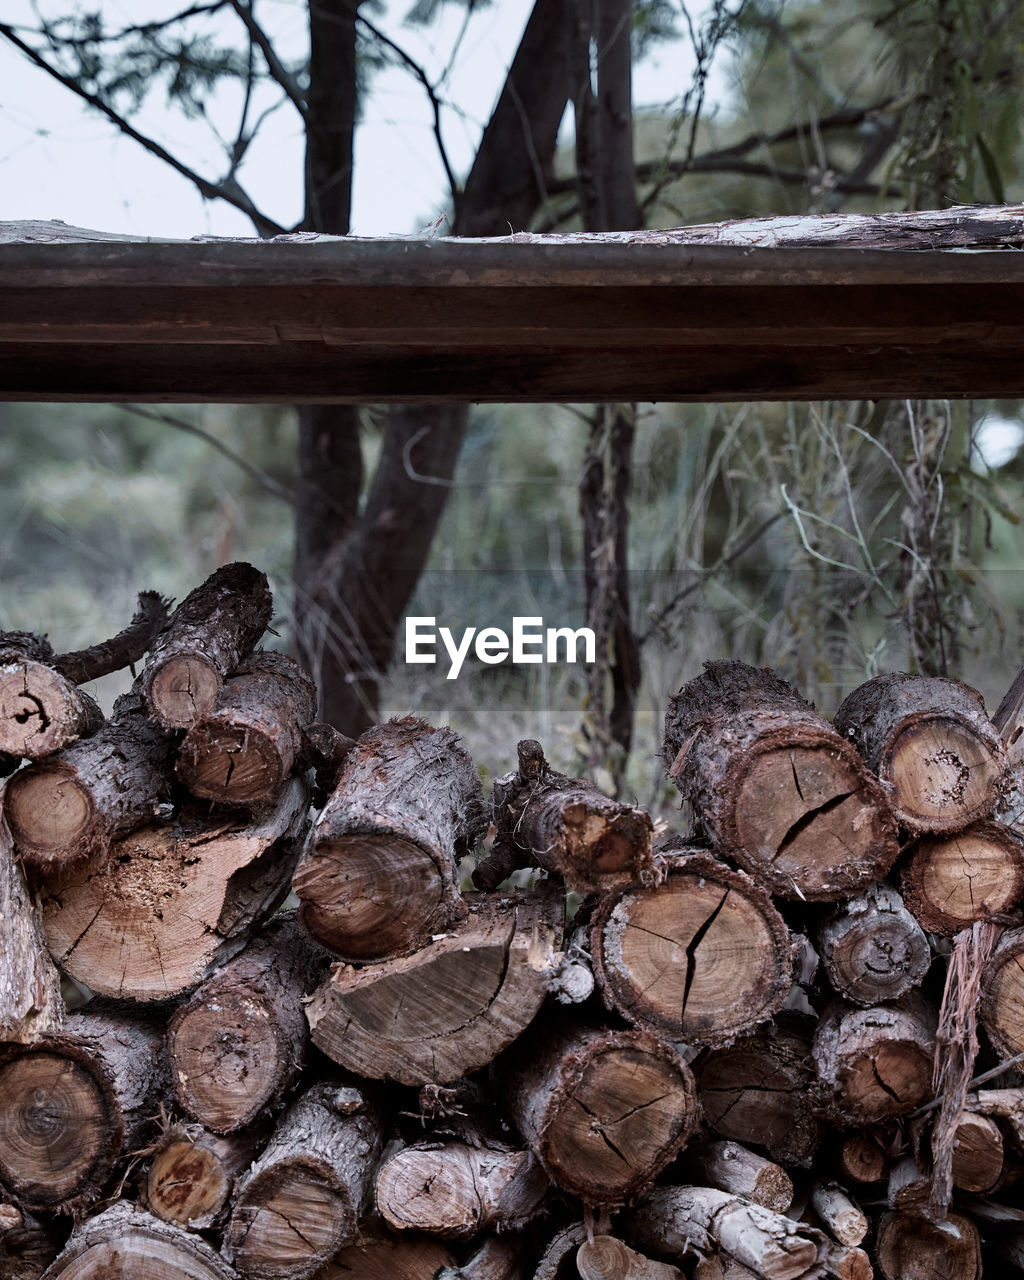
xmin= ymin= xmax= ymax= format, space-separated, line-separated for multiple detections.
xmin=2 ymin=0 xmax=1024 ymax=814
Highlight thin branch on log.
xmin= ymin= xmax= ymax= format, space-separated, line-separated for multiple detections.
xmin=52 ymin=591 xmax=170 ymax=685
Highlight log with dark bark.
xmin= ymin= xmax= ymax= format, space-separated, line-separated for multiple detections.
xmin=223 ymin=1082 xmax=382 ymax=1280
xmin=473 ymin=739 xmax=653 ymax=894
xmin=496 ymin=1019 xmax=698 ymax=1205
xmin=0 ymin=1006 xmax=164 ymax=1214
xmin=0 ymin=818 xmax=63 ymax=1044
xmin=167 ymin=912 xmax=329 ymax=1133
xmin=142 ymin=562 xmax=272 ymax=729
xmin=812 ymin=998 xmax=936 ymax=1123
xmin=3 ymin=689 xmax=177 ymax=869
xmin=48 ymin=590 xmax=170 ymax=685
xmin=145 ymin=1123 xmax=268 ymax=1230
xmin=696 ymin=1021 xmax=824 ymax=1166
xmin=576 ymin=1237 xmax=684 ymax=1280
xmin=293 ymin=717 xmax=486 ymax=961
xmin=981 ymin=925 xmax=1024 ymax=1057
xmin=815 ymin=883 xmax=931 ymax=1006
xmin=900 ymin=821 xmax=1024 ymax=934
xmin=949 ymin=1111 xmax=1003 ymax=1192
xmin=306 ymin=887 xmax=562 ymax=1086
xmin=622 ymin=1186 xmax=828 ymax=1279
xmin=38 ymin=776 xmax=309 ymax=1002
xmin=38 ymin=1201 xmax=239 ymax=1279
xmin=176 ymin=651 xmax=317 ymax=805
xmin=534 ymin=1223 xmax=588 ymax=1280
xmin=663 ymin=662 xmax=898 ymax=900
xmin=834 ymin=673 xmax=1006 ymax=834
xmin=591 ymin=847 xmax=793 ymax=1047
xmin=875 ymin=1211 xmax=981 ymax=1280
xmin=686 ymin=1141 xmax=794 ymax=1214
xmin=374 ymin=1140 xmax=549 ymax=1238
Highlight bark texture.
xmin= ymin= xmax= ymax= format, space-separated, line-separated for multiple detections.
xmin=815 ymin=882 xmax=930 ymax=1006
xmin=0 ymin=818 xmax=63 ymax=1043
xmin=687 ymin=1142 xmax=795 ymax=1214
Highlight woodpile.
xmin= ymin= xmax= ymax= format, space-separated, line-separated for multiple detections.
xmin=3 ymin=576 xmax=1024 ymax=1279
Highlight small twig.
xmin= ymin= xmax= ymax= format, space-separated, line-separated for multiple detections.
xmin=53 ymin=591 xmax=171 ymax=685
xmin=913 ymin=1050 xmax=1024 ymax=1117
xmin=228 ymin=0 xmax=308 ymax=121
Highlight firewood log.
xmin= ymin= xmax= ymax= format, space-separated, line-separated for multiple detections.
xmin=438 ymin=1235 xmax=531 ymax=1280
xmin=834 ymin=673 xmax=1006 ymax=834
xmin=822 ymin=1245 xmax=872 ymax=1280
xmin=663 ymin=661 xmax=898 ymax=900
xmin=167 ymin=911 xmax=329 ymax=1133
xmin=686 ymin=1141 xmax=794 ymax=1214
xmin=472 ymin=739 xmax=653 ymax=893
xmin=0 ymin=647 xmax=102 ymax=762
xmin=319 ymin=1228 xmax=456 ymax=1280
xmin=815 ymin=883 xmax=930 ymax=1006
xmin=809 ymin=1184 xmax=867 ymax=1247
xmin=834 ymin=1129 xmax=894 ymax=1185
xmin=223 ymin=1082 xmax=382 ymax=1280
xmin=949 ymin=1111 xmax=1003 ymax=1192
xmin=293 ymin=717 xmax=486 ymax=961
xmin=981 ymin=924 xmax=1024 ymax=1057
xmin=697 ymin=1022 xmax=824 ymax=1165
xmin=576 ymin=1237 xmax=684 ymax=1280
xmin=145 ymin=1123 xmax=268 ymax=1230
xmin=622 ymin=1186 xmax=828 ymax=1279
xmin=535 ymin=1224 xmax=587 ymax=1280
xmin=38 ymin=776 xmax=309 ymax=1002
xmin=38 ymin=1201 xmax=239 ymax=1279
xmin=900 ymin=821 xmax=1024 ymax=934
xmin=4 ymin=689 xmax=176 ymax=869
xmin=591 ymin=848 xmax=793 ymax=1047
xmin=306 ymin=887 xmax=562 ymax=1086
xmin=176 ymin=651 xmax=317 ymax=805
xmin=694 ymin=1257 xmax=760 ymax=1280
xmin=0 ymin=818 xmax=63 ymax=1043
xmin=0 ymin=1007 xmax=164 ymax=1214
xmin=874 ymin=1211 xmax=981 ymax=1280
xmin=812 ymin=998 xmax=936 ymax=1123
xmin=141 ymin=561 xmax=272 ymax=729
xmin=496 ymin=1019 xmax=698 ymax=1205
xmin=886 ymin=1156 xmax=929 ymax=1210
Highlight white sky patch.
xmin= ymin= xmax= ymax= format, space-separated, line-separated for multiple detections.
xmin=971 ymin=413 xmax=1024 ymax=473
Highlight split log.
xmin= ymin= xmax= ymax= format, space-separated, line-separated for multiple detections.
xmin=815 ymin=883 xmax=930 ymax=1006
xmin=496 ymin=1019 xmax=698 ymax=1205
xmin=38 ymin=1201 xmax=239 ymax=1279
xmin=697 ymin=1022 xmax=824 ymax=1165
xmin=0 ymin=818 xmax=63 ymax=1043
xmin=473 ymin=739 xmax=653 ymax=893
xmin=901 ymin=821 xmax=1024 ymax=934
xmin=949 ymin=1111 xmax=1003 ymax=1192
xmin=623 ymin=1186 xmax=827 ymax=1279
xmin=981 ymin=925 xmax=1024 ymax=1057
xmin=834 ymin=673 xmax=1005 ymax=834
xmin=318 ymin=1229 xmax=455 ymax=1280
xmin=39 ymin=776 xmax=309 ymax=1002
xmin=142 ymin=561 xmax=273 ymax=729
xmin=145 ymin=1123 xmax=268 ymax=1230
xmin=176 ymin=651 xmax=317 ymax=805
xmin=591 ymin=848 xmax=793 ymax=1047
xmin=167 ymin=910 xmax=329 ymax=1132
xmin=293 ymin=717 xmax=486 ymax=962
xmin=576 ymin=1237 xmax=684 ymax=1280
xmin=686 ymin=1141 xmax=794 ymax=1213
xmin=306 ymin=887 xmax=562 ymax=1086
xmin=812 ymin=998 xmax=936 ymax=1123
xmin=0 ymin=1006 xmax=164 ymax=1214
xmin=0 ymin=1203 xmax=62 ymax=1280
xmin=223 ymin=1082 xmax=382 ymax=1280
xmin=874 ymin=1211 xmax=981 ymax=1280
xmin=663 ymin=661 xmax=898 ymax=900
xmin=374 ymin=1140 xmax=548 ymax=1238
xmin=809 ymin=1184 xmax=867 ymax=1247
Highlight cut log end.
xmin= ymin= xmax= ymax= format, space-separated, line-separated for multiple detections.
xmin=230 ymin=1174 xmax=350 ymax=1277
xmin=886 ymin=718 xmax=1003 ymax=831
xmin=902 ymin=823 xmax=1024 ymax=934
xmin=177 ymin=721 xmax=284 ymax=804
xmin=814 ymin=1002 xmax=935 ymax=1124
xmin=146 ymin=1137 xmax=231 ymax=1229
xmin=4 ymin=764 xmax=97 ymax=865
xmin=876 ymin=1211 xmax=981 ymax=1280
xmin=981 ymin=926 xmax=1024 ymax=1057
xmin=147 ymin=655 xmax=223 ymax=729
xmin=0 ymin=660 xmax=96 ymax=759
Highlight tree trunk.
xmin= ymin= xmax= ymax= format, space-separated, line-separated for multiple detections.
xmin=145 ymin=1123 xmax=268 ymax=1230
xmin=497 ymin=1019 xmax=698 ymax=1204
xmin=292 ymin=717 xmax=486 ymax=961
xmin=473 ymin=738 xmax=653 ymax=893
xmin=38 ymin=1201 xmax=239 ymax=1279
xmin=815 ymin=882 xmax=930 ymax=1006
xmin=664 ymin=662 xmax=899 ymax=900
xmin=592 ymin=847 xmax=794 ymax=1048
xmin=0 ymin=1007 xmax=164 ymax=1215
xmin=306 ymin=886 xmax=563 ymax=1086
xmin=686 ymin=1142 xmax=794 ymax=1214
xmin=980 ymin=924 xmax=1024 ymax=1057
xmin=833 ymin=673 xmax=1006 ymax=834
xmin=167 ymin=911 xmax=329 ymax=1133
xmin=223 ymin=1082 xmax=382 ymax=1280
xmin=4 ymin=689 xmax=177 ymax=869
xmin=38 ymin=776 xmax=309 ymax=1002
xmin=0 ymin=818 xmax=63 ymax=1044
xmin=141 ymin=562 xmax=272 ymax=729
xmin=874 ymin=1211 xmax=981 ymax=1280
xmin=900 ymin=821 xmax=1024 ymax=934
xmin=175 ymin=651 xmax=317 ymax=805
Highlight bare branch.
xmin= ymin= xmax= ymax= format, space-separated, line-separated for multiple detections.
xmin=228 ymin=0 xmax=308 ymax=122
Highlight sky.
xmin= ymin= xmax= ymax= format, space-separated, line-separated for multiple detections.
xmin=0 ymin=0 xmax=711 ymax=239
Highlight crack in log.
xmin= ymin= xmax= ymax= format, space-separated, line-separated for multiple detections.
xmin=12 ymin=691 xmax=49 ymax=732
xmin=682 ymin=890 xmax=730 ymax=1021
xmin=613 ymin=1093 xmax=669 ymax=1123
xmin=773 ymin=791 xmax=855 ymax=862
xmin=574 ymin=1095 xmax=631 ymax=1167
xmin=790 ymin=753 xmax=804 ymax=801
xmin=870 ymin=1056 xmax=902 ymax=1105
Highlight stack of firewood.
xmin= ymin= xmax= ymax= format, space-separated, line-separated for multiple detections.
xmin=2 ymin=563 xmax=1024 ymax=1280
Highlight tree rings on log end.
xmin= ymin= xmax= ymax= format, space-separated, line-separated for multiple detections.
xmin=817 ymin=883 xmax=931 ymax=1006
xmin=177 ymin=722 xmax=284 ymax=805
xmin=4 ymin=763 xmax=98 ymax=867
xmin=293 ymin=833 xmax=452 ymax=962
xmin=592 ymin=850 xmax=793 ymax=1047
xmin=0 ymin=659 xmax=98 ymax=760
xmin=875 ymin=1210 xmax=981 ymax=1280
xmin=901 ymin=822 xmax=1024 ymax=934
xmin=146 ymin=1135 xmax=232 ymax=1229
xmin=146 ymin=655 xmax=223 ymax=730
xmin=981 ymin=925 xmax=1024 ymax=1058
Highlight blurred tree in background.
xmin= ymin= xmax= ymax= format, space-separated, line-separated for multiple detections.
xmin=2 ymin=0 xmax=1024 ymax=803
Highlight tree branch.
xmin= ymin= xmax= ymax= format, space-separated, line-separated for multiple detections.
xmin=228 ymin=0 xmax=308 ymax=122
